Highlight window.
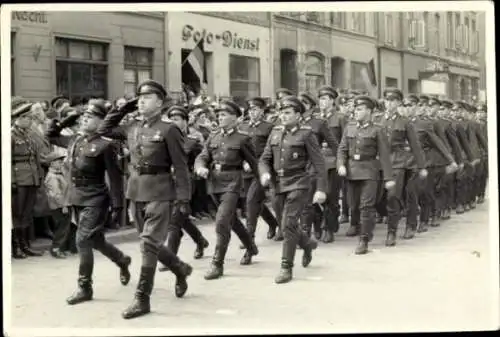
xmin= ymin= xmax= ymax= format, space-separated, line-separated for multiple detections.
xmin=471 ymin=78 xmax=479 ymax=99
xmin=55 ymin=38 xmax=108 ymax=101
xmin=423 ymin=12 xmax=429 ymax=48
xmin=330 ymin=12 xmax=347 ymax=29
xmin=11 ymin=32 xmax=15 ymax=95
xmin=385 ymin=77 xmax=398 ymax=88
xmin=447 ymin=12 xmax=454 ymax=48
xmin=280 ymin=49 xmax=298 ymax=94
xmin=352 ymin=12 xmax=366 ymax=34
xmin=409 ymin=17 xmax=425 ymax=47
xmin=305 ymin=53 xmax=325 ymax=95
xmin=435 ymin=14 xmax=441 ymax=53
xmin=385 ymin=14 xmax=394 ymax=44
xmin=124 ymin=46 xmax=153 ymax=95
xmin=464 ymin=17 xmax=470 ymax=53
xmin=350 ymin=61 xmax=368 ymax=91
xmin=455 ymin=13 xmax=461 ymax=49
xmin=408 ymin=79 xmax=419 ymax=94
xmin=229 ymin=55 xmax=260 ymax=99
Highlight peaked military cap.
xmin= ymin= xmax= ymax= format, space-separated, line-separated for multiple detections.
xmin=276 ymin=88 xmax=295 ymax=100
xmin=216 ymin=99 xmax=242 ymax=117
xmin=440 ymin=99 xmax=454 ymax=109
xmin=12 ymin=97 xmax=33 ymax=119
xmin=298 ymin=92 xmax=317 ymax=107
xmin=476 ymin=102 xmax=487 ymax=112
xmin=317 ymin=85 xmax=339 ymax=100
xmin=247 ymin=97 xmax=266 ymax=109
xmin=51 ymin=95 xmax=70 ymax=109
xmin=428 ymin=97 xmax=441 ymax=106
xmin=406 ymin=94 xmax=419 ymax=104
xmin=419 ymin=95 xmax=430 ymax=104
xmin=84 ymin=99 xmax=108 ymax=119
xmin=166 ymin=105 xmax=189 ymax=120
xmin=354 ymin=95 xmax=376 ymax=110
xmin=337 ymin=95 xmax=349 ymax=105
xmin=383 ymin=88 xmax=403 ymax=101
xmin=280 ymin=96 xmax=305 ymax=114
xmin=137 ymin=80 xmax=167 ymax=99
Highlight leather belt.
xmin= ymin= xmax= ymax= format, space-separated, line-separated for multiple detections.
xmin=71 ymin=177 xmax=104 ymax=186
xmin=275 ymin=168 xmax=305 ymax=178
xmin=212 ymin=163 xmax=242 ymax=172
xmin=13 ymin=157 xmax=32 ymax=163
xmin=134 ymin=164 xmax=171 ymax=175
xmin=350 ymin=154 xmax=377 ymax=161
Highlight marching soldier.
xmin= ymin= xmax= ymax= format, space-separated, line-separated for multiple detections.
xmin=11 ymin=97 xmax=45 ymax=259
xmin=45 ymin=100 xmax=132 ymax=306
xmin=379 ymin=89 xmax=426 ymax=244
xmin=317 ymin=85 xmax=345 ymax=243
xmin=372 ymin=100 xmax=389 ymax=225
xmin=337 ymin=95 xmax=354 ymax=225
xmin=97 ymin=80 xmax=194 ymax=319
xmin=158 ymin=105 xmax=210 ymax=269
xmin=298 ymin=92 xmax=338 ymax=241
xmin=467 ymin=103 xmax=488 ymax=207
xmin=475 ymin=102 xmax=488 ymax=204
xmin=194 ymin=100 xmax=260 ymax=280
xmin=259 ymin=96 xmax=325 ymax=283
xmin=238 ymin=97 xmax=280 ymax=242
xmin=337 ymin=95 xmax=394 ymax=255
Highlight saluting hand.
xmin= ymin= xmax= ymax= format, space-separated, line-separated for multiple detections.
xmin=313 ymin=191 xmax=327 ymax=204
xmin=338 ymin=165 xmax=347 ymax=177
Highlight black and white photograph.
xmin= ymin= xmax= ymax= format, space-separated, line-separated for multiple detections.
xmin=2 ymin=2 xmax=498 ymax=335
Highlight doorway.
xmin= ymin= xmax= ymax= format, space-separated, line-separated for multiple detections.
xmin=331 ymin=57 xmax=345 ymax=89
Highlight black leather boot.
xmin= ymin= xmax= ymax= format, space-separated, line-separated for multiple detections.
xmin=430 ymin=216 xmax=440 ymax=227
xmin=302 ymin=239 xmax=318 ymax=268
xmin=194 ymin=238 xmax=209 ymax=259
xmin=273 ymin=227 xmax=284 ymax=241
xmin=67 ymin=264 xmax=93 ymax=305
xmin=240 ymin=240 xmax=259 ymax=265
xmin=12 ymin=230 xmax=27 ymax=259
xmin=355 ymin=236 xmax=369 ymax=255
xmin=122 ymin=267 xmax=155 ymax=319
xmin=322 ymin=229 xmax=334 ymax=243
xmin=267 ymin=226 xmax=277 ymax=240
xmin=275 ymin=258 xmax=293 ymax=284
xmin=171 ymin=261 xmax=193 ymax=298
xmin=402 ymin=225 xmax=416 ymax=240
xmin=345 ymin=225 xmax=359 ymax=237
xmin=456 ymin=204 xmax=465 ymax=214
xmin=339 ymin=214 xmax=349 ymax=224
xmin=20 ymin=228 xmax=44 ymax=257
xmin=385 ymin=231 xmax=396 ymax=247
xmin=118 ymin=256 xmax=132 ymax=286
xmin=204 ymin=246 xmax=225 ymax=280
xmin=417 ymin=221 xmax=429 ymax=233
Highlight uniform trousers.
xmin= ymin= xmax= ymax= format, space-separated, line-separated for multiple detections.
xmin=347 ymin=180 xmax=378 ymax=241
xmin=323 ymin=169 xmax=342 ymax=233
xmin=209 ymin=192 xmax=254 ymax=266
xmin=12 ymin=186 xmax=39 ymax=229
xmin=432 ymin=166 xmax=448 ymax=215
xmin=387 ymin=169 xmax=419 ymax=232
xmin=165 ymin=209 xmax=205 ymax=255
xmin=72 ymin=204 xmax=128 ymax=280
xmin=341 ymin=179 xmax=349 ymax=217
xmin=301 ymin=179 xmax=323 ymax=235
xmin=273 ymin=189 xmax=311 ymax=268
xmin=243 ymin=178 xmax=279 ymax=236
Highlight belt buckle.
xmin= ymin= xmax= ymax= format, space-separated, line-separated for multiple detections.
xmin=277 ymin=169 xmax=284 ymax=177
xmin=214 ymin=163 xmax=221 ymax=172
xmin=353 ymin=154 xmax=361 ymax=161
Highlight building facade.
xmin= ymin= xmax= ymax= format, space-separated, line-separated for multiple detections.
xmin=11 ymin=11 xmax=166 ymax=102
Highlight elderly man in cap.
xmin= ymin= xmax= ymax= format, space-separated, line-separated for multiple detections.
xmin=259 ymin=96 xmax=326 ymax=283
xmin=11 ymin=97 xmax=45 ymax=259
xmin=45 ymin=99 xmax=132 ymax=306
xmin=238 ymin=97 xmax=280 ymax=242
xmin=316 ymin=85 xmax=346 ymax=243
xmin=194 ymin=99 xmax=260 ymax=280
xmin=297 ymin=92 xmax=338 ymax=242
xmin=337 ymin=95 xmax=394 ymax=254
xmin=410 ymin=97 xmax=457 ymax=233
xmin=96 ymin=79 xmax=193 ymax=319
xmin=379 ymin=88 xmax=427 ymax=244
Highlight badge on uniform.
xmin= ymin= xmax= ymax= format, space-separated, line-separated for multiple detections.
xmin=354 ymin=154 xmax=361 ymax=160
xmin=292 ymin=152 xmax=298 ymax=159
xmin=322 ymin=142 xmax=328 ymax=148
xmin=214 ymin=163 xmax=221 ymax=172
xmin=404 ymin=146 xmax=411 ymax=152
xmin=90 ymin=144 xmax=97 ymax=152
xmin=153 ymin=131 xmax=161 ymax=141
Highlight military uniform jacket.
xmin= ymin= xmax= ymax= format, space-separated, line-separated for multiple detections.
xmin=461 ymin=119 xmax=481 ymax=161
xmin=259 ymin=124 xmax=327 ymax=194
xmin=194 ymin=127 xmax=259 ymax=195
xmin=471 ymin=121 xmax=488 ymax=158
xmin=378 ymin=113 xmax=426 ymax=170
xmin=337 ymin=122 xmax=393 ymax=181
xmin=238 ymin=119 xmax=274 ymax=180
xmin=411 ymin=116 xmax=454 ymax=168
xmin=12 ymin=127 xmax=44 ymax=187
xmin=46 ymin=128 xmax=124 ymax=208
xmin=97 ymin=110 xmax=191 ymax=202
xmin=301 ymin=114 xmax=338 ymax=171
xmin=320 ymin=109 xmax=347 ymax=169
xmin=436 ymin=118 xmax=464 ymax=164
xmin=453 ymin=120 xmax=476 ymax=163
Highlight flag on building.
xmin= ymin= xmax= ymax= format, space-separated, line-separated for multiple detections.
xmin=185 ymin=39 xmax=207 ymax=86
xmin=361 ymin=58 xmax=378 ymax=97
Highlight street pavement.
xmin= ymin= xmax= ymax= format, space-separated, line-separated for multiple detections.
xmin=7 ymin=201 xmax=499 ymax=334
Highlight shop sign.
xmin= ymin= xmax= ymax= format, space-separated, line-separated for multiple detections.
xmin=12 ymin=11 xmax=48 ymax=24
xmin=181 ymin=24 xmax=260 ymax=52
xmin=425 ymin=60 xmax=449 ymax=72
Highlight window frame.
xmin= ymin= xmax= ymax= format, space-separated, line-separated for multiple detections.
xmin=229 ymin=54 xmax=261 ymax=99
xmin=123 ymin=46 xmax=154 ymax=95
xmin=304 ymin=53 xmax=325 ymax=94
xmin=350 ymin=61 xmax=369 ymax=91
xmin=55 ymin=37 xmax=109 ymax=100
xmin=385 ymin=13 xmax=394 ymax=45
xmin=447 ymin=12 xmax=454 ymax=48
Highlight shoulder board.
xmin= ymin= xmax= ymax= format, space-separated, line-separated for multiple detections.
xmin=161 ymin=116 xmax=172 ymax=123
xmin=187 ymin=134 xmax=199 ymax=140
xmin=237 ymin=129 xmax=249 ymax=136
xmin=100 ymin=136 xmax=113 ymax=142
xmin=300 ymin=125 xmax=312 ymax=130
xmin=272 ymin=125 xmax=285 ymax=130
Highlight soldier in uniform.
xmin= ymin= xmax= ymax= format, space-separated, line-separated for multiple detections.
xmin=372 ymin=100 xmax=389 ymax=226
xmin=474 ymin=102 xmax=488 ymax=204
xmin=410 ymin=99 xmax=457 ymax=233
xmin=45 ymin=100 xmax=132 ymax=305
xmin=157 ymin=105 xmax=210 ymax=269
xmin=259 ymin=96 xmax=325 ymax=283
xmin=96 ymin=80 xmax=194 ymax=319
xmin=238 ymin=97 xmax=280 ymax=242
xmin=11 ymin=98 xmax=45 ymax=259
xmin=316 ymin=85 xmax=346 ymax=243
xmin=337 ymin=96 xmax=395 ymax=255
xmin=337 ymin=95 xmax=354 ymax=225
xmin=298 ymin=92 xmax=338 ymax=241
xmin=194 ymin=100 xmax=260 ymax=280
xmin=379 ymin=89 xmax=427 ymax=244
xmin=466 ymin=103 xmax=488 ymax=207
